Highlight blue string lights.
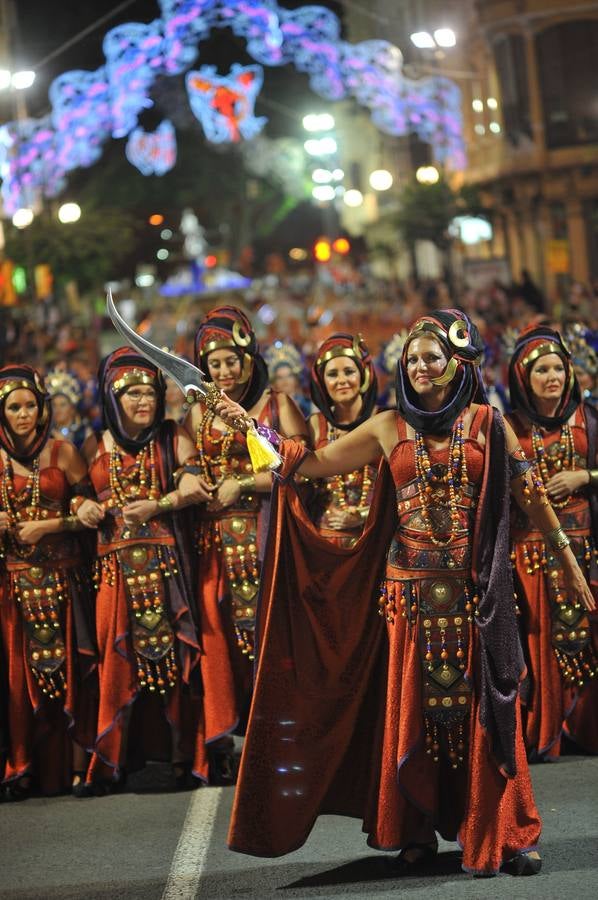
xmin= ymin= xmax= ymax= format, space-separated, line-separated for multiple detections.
xmin=0 ymin=0 xmax=465 ymax=215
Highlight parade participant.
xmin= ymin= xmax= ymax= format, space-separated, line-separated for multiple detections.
xmin=0 ymin=366 xmax=96 ymax=799
xmin=508 ymin=325 xmax=598 ymax=759
xmin=308 ymin=333 xmax=378 ymax=546
xmin=46 ymin=369 xmax=94 ymax=450
xmin=78 ymin=348 xmax=213 ymax=789
xmin=219 ymin=311 xmax=594 ymax=876
xmin=264 ymin=342 xmax=311 ymax=418
xmin=185 ymin=306 xmax=308 ymax=783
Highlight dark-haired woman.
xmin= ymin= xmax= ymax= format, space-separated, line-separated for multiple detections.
xmin=185 ymin=306 xmax=308 ymax=782
xmin=507 ymin=326 xmax=598 ymax=760
xmin=0 ymin=366 xmax=96 ymax=798
xmin=78 ymin=348 xmax=213 ymax=788
xmin=218 ymin=311 xmax=594 ymax=876
xmin=308 ymin=334 xmax=378 ymax=547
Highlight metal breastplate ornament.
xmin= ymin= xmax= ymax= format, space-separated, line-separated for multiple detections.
xmin=14 ymin=565 xmax=68 ymax=700
xmin=513 ymin=530 xmax=597 ymax=688
xmin=119 ymin=543 xmax=178 ymax=692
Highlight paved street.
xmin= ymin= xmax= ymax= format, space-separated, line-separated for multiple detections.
xmin=0 ymin=752 xmax=597 ymax=900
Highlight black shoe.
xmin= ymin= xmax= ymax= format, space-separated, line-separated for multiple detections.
xmin=2 ymin=776 xmax=33 ymax=802
xmin=208 ymin=750 xmax=237 ymax=786
xmin=173 ymin=763 xmax=203 ymax=791
xmin=72 ymin=772 xmax=93 ymax=799
xmin=391 ymin=841 xmax=438 ymax=873
xmin=503 ymin=851 xmax=542 ymax=876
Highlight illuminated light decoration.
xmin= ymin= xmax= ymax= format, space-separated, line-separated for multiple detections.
xmin=313 ymin=238 xmax=331 ymax=262
xmin=0 ymin=0 xmax=465 ymax=214
xmin=125 ymin=120 xmax=177 ymax=175
xmin=204 ymin=254 xmax=218 ymax=267
xmin=186 ymin=64 xmax=267 ymax=142
xmin=149 ymin=214 xmax=165 ymax=225
xmin=332 ymin=237 xmax=350 ymax=254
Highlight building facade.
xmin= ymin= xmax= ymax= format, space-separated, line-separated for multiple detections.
xmin=464 ymin=0 xmax=598 ymax=308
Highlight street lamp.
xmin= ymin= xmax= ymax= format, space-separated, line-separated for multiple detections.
xmin=343 ymin=189 xmax=364 ymax=208
xmin=302 ymin=113 xmax=335 ymax=132
xmin=304 ymin=137 xmax=337 ymax=155
xmin=312 ymin=185 xmax=335 ymax=202
xmin=0 ymin=69 xmax=36 ymax=90
xmin=369 ymin=169 xmax=393 ymax=191
xmin=58 ymin=202 xmax=81 ymax=223
xmin=12 ymin=207 xmax=34 ymax=228
xmin=410 ymin=29 xmax=456 ymax=50
xmin=416 ymin=166 xmax=440 ymax=185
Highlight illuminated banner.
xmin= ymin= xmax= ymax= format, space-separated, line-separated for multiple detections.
xmin=0 ymin=0 xmax=465 ymax=214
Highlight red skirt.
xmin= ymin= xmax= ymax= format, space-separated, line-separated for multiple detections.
xmin=364 ymin=616 xmax=541 ymax=875
xmin=87 ymin=563 xmax=207 ymax=783
xmin=0 ymin=572 xmax=96 ymax=794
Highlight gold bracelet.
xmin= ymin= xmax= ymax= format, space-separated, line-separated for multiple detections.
xmin=545 ymin=525 xmax=571 ymax=554
xmin=63 ymin=515 xmax=79 ymax=531
xmin=589 ymin=469 xmax=598 ymax=488
xmin=235 ymin=474 xmax=256 ymax=492
xmin=157 ymin=494 xmax=175 ymax=512
xmin=69 ymin=496 xmax=87 ymax=516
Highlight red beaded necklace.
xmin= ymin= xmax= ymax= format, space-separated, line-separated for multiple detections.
xmin=531 ymin=422 xmax=574 ymax=510
xmin=414 ymin=418 xmax=468 ymax=547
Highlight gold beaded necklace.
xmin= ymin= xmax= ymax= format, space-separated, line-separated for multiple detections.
xmin=413 ymin=418 xmax=468 ymax=547
xmin=108 ymin=440 xmax=159 ymax=508
xmin=196 ymin=407 xmax=236 ymax=485
xmin=1 ymin=452 xmax=41 ymax=558
xmin=531 ymin=423 xmax=574 ymax=510
xmin=326 ymin=422 xmax=372 ymax=509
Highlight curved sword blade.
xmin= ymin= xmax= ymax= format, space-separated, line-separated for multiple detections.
xmin=106 ymin=289 xmax=207 ymax=397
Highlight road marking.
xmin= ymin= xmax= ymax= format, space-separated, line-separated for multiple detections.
xmin=162 ymin=787 xmax=223 ymax=900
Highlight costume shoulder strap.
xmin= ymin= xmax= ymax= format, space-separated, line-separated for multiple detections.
xmin=50 ymin=439 xmax=62 ymax=468
xmin=469 ymin=404 xmax=489 ymax=441
xmin=395 ymin=414 xmax=409 ymax=442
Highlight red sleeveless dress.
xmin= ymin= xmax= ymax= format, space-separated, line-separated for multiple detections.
xmin=509 ymin=405 xmax=598 ymax=758
xmin=0 ymin=441 xmax=96 ymax=794
xmin=370 ymin=408 xmax=540 ymax=873
xmin=86 ymin=433 xmax=205 ymax=783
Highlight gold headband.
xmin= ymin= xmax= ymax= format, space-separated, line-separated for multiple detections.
xmin=521 ymin=342 xmax=563 ymax=368
xmin=112 ymin=370 xmax=156 ymax=395
xmin=0 ymin=379 xmax=37 ymax=402
xmin=199 ymin=320 xmax=253 ymax=356
xmin=317 ymin=346 xmax=360 ymax=368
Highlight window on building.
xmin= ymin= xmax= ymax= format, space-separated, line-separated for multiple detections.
xmin=536 ymin=20 xmax=598 ymax=149
xmin=492 ymin=34 xmax=531 ymax=145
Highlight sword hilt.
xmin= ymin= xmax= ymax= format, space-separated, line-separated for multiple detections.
xmin=203 ymin=381 xmax=253 ymax=434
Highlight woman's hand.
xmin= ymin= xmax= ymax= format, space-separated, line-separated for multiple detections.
xmin=545 ymin=470 xmax=590 ymax=502
xmin=213 ymin=396 xmax=249 ymax=432
xmin=178 ymin=472 xmax=215 ymax=504
xmin=76 ymin=499 xmax=105 ymax=529
xmin=15 ymin=520 xmax=50 ymax=545
xmin=561 ymin=552 xmax=596 ymax=612
xmin=324 ymin=506 xmax=362 ymax=530
xmin=0 ymin=511 xmax=10 ymax=535
xmin=207 ymin=478 xmax=241 ymax=512
xmin=122 ymin=500 xmax=158 ymax=527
